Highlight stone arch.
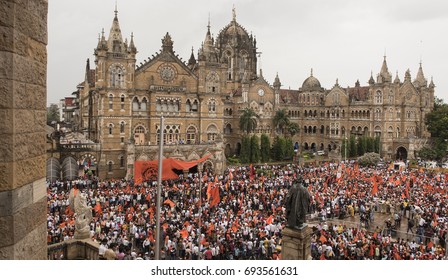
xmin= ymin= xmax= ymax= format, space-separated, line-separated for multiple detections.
xmin=396 ymin=146 xmax=408 ymax=161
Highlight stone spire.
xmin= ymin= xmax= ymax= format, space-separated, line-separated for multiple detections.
xmin=273 ymin=72 xmax=281 ymax=88
xmin=378 ymin=56 xmax=392 ymax=83
xmin=413 ymin=62 xmax=427 ymax=88
xmin=107 ymin=7 xmax=125 ymax=53
xmin=394 ymin=71 xmax=401 ymax=84
xmin=188 ymin=47 xmax=196 ymax=67
xmin=128 ymin=32 xmax=137 ymax=54
xmin=429 ymin=76 xmax=435 ymax=88
xmin=161 ymin=32 xmax=174 ymax=53
xmin=97 ymin=28 xmax=108 ymax=51
xmin=368 ymin=71 xmax=375 ymax=85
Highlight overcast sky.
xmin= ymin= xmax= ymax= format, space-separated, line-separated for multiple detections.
xmin=47 ymin=0 xmax=448 ymax=105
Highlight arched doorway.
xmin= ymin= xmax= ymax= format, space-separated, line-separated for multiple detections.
xmin=225 ymin=144 xmax=232 ymax=158
xmin=236 ymin=142 xmax=242 ymax=156
xmin=396 ymin=146 xmax=408 ymax=161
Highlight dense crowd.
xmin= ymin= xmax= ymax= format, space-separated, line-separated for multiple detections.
xmin=46 ymin=160 xmax=447 ymax=260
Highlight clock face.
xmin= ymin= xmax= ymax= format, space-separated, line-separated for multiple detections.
xmin=159 ymin=64 xmax=175 ymax=82
xmin=258 ymin=88 xmax=265 ymax=96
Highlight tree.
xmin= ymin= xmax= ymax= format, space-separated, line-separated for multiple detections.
xmin=287 ymin=122 xmax=300 ymax=138
xmin=424 ymin=99 xmax=448 ymax=160
xmin=240 ymin=135 xmax=251 ymax=164
xmin=272 ymin=109 xmax=290 ymax=135
xmin=239 ymin=108 xmax=259 ymax=134
xmin=260 ymin=134 xmax=271 ymax=162
xmin=47 ymin=104 xmax=60 ymax=125
xmin=250 ymin=135 xmax=260 ymax=163
xmin=349 ymin=135 xmax=357 ymax=158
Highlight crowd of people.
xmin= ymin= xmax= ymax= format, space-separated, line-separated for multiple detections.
xmin=46 ymin=160 xmax=447 ymax=260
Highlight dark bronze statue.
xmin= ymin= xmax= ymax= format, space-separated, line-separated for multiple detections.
xmin=285 ymin=176 xmax=311 ymax=229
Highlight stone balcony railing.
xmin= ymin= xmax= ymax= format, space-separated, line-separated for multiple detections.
xmin=48 ymin=239 xmax=100 ymax=260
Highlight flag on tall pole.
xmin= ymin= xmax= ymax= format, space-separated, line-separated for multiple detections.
xmin=249 ymin=164 xmax=255 ymax=181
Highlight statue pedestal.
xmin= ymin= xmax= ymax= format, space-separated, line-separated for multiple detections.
xmin=281 ymin=225 xmax=312 ymax=260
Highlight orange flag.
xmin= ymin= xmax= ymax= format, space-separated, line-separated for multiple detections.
xmin=371 ymin=178 xmax=378 ymax=196
xmin=266 ymin=215 xmax=273 ymax=225
xmin=94 ymin=202 xmax=102 ymax=214
xmin=210 ymin=186 xmax=220 ymax=208
xmin=319 ymin=235 xmax=327 ymax=243
xmin=181 ymin=229 xmax=189 ymax=239
xmin=427 ymin=241 xmax=434 ymax=248
xmin=164 ymin=199 xmax=175 ymax=208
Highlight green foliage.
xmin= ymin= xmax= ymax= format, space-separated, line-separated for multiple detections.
xmin=423 ymin=100 xmax=448 ymax=160
xmin=287 ymin=122 xmax=300 ymax=137
xmin=240 ymin=135 xmax=251 ymax=163
xmin=349 ymin=135 xmax=357 ymax=158
xmin=272 ymin=109 xmax=290 ymax=135
xmin=47 ymin=104 xmax=60 ymax=125
xmin=250 ymin=135 xmax=261 ymax=163
xmin=271 ymin=136 xmax=294 ymax=161
xmin=260 ymin=134 xmax=271 ymax=162
xmin=239 ymin=108 xmax=259 ymax=134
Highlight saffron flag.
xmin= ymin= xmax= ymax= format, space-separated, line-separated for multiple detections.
xmin=371 ymin=178 xmax=378 ymax=195
xmin=249 ymin=164 xmax=255 ymax=181
xmin=134 ymin=155 xmax=211 ymax=184
xmin=266 ymin=215 xmax=273 ymax=225
xmin=164 ymin=199 xmax=175 ymax=208
xmin=209 ymin=186 xmax=220 ymax=208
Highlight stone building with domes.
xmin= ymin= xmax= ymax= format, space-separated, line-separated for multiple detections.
xmin=66 ymin=7 xmax=434 ymax=180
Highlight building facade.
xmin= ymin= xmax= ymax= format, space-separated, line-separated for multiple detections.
xmin=68 ymin=8 xmax=434 ymax=180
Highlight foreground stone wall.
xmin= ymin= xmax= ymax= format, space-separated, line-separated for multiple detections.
xmin=0 ymin=0 xmax=48 ymax=259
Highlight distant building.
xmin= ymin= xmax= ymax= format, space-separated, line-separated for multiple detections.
xmin=63 ymin=7 xmax=434 ymax=180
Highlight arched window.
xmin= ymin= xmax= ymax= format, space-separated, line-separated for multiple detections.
xmin=108 ymin=124 xmax=113 ymax=135
xmin=120 ymin=95 xmax=125 ymax=110
xmin=375 ymin=90 xmax=383 ymax=104
xmin=186 ymin=126 xmax=196 ymax=144
xmin=110 ymin=66 xmax=124 ymax=88
xmin=119 ymin=156 xmax=124 ymax=168
xmin=133 ymin=98 xmax=140 ymax=111
xmin=141 ymin=98 xmax=147 ymax=111
xmin=120 ymin=122 xmax=125 ymax=133
xmin=109 ymin=94 xmax=113 ymax=110
xmin=108 ymin=161 xmax=113 ymax=172
xmin=186 ymin=99 xmax=191 ymax=112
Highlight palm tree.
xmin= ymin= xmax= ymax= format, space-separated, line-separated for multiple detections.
xmin=239 ymin=108 xmax=259 ymax=134
xmin=287 ymin=122 xmax=300 ymax=137
xmin=273 ymin=109 xmax=290 ymax=135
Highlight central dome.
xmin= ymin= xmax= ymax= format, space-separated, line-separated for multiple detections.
xmin=301 ymin=70 xmax=323 ymax=92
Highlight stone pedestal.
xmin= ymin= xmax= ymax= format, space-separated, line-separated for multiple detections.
xmin=281 ymin=225 xmax=312 ymax=260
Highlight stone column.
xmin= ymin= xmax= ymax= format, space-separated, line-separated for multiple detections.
xmin=0 ymin=0 xmax=48 ymax=259
xmin=281 ymin=225 xmax=312 ymax=260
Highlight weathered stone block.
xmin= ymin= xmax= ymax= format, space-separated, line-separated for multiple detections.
xmin=0 ymin=133 xmax=13 ymax=162
xmin=0 ymin=79 xmax=13 ymax=110
xmin=13 ymin=155 xmax=46 ymax=189
xmin=0 ymin=215 xmax=14 ymax=247
xmin=0 ymin=51 xmax=13 ymax=80
xmin=0 ymin=162 xmax=13 ymax=191
xmin=27 ymin=38 xmax=47 ymax=65
xmin=0 ymin=110 xmax=13 ymax=137
xmin=0 ymin=0 xmax=14 ymax=27
xmin=27 ymin=84 xmax=46 ymax=110
xmin=0 ymin=26 xmax=13 ymax=52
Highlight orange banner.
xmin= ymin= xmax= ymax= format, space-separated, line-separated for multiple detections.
xmin=134 ymin=155 xmax=210 ymax=184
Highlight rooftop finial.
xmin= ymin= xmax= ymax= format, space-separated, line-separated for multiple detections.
xmin=310 ymin=68 xmax=313 ymax=77
xmin=115 ymin=1 xmax=118 ymax=17
xmin=232 ymin=5 xmax=236 ymax=21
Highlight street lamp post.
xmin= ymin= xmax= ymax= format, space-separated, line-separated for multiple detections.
xmin=155 ymin=116 xmax=164 ymax=260
xmin=344 ymin=136 xmax=347 ymax=162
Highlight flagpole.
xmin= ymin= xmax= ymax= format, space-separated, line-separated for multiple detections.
xmin=155 ymin=116 xmax=164 ymax=260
